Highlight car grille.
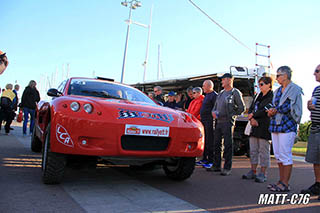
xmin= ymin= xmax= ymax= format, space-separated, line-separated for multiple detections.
xmin=121 ymin=135 xmax=170 ymax=151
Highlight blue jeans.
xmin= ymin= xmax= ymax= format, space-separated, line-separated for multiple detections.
xmin=23 ymin=107 xmax=35 ymax=134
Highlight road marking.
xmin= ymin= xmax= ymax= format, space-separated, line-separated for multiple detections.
xmin=62 ymin=169 xmax=207 ymax=213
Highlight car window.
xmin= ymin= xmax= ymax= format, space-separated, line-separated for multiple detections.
xmin=57 ymin=80 xmax=67 ymax=93
xmin=67 ymin=79 xmax=156 ymax=105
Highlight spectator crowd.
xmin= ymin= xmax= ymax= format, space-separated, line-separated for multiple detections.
xmin=147 ymin=65 xmax=320 ymax=200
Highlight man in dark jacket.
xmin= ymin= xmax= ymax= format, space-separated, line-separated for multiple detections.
xmin=164 ymin=91 xmax=178 ymax=109
xmin=153 ymin=86 xmax=164 ymax=105
xmin=197 ymin=80 xmax=217 ymax=169
xmin=21 ymin=80 xmax=40 ymax=136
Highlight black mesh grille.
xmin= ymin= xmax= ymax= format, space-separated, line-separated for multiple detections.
xmin=121 ymin=135 xmax=170 ymax=151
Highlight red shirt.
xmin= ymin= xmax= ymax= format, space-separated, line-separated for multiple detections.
xmin=187 ymin=95 xmax=204 ymax=120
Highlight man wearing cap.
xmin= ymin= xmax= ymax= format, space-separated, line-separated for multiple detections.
xmin=0 ymin=50 xmax=9 ymax=75
xmin=211 ymin=73 xmax=245 ymax=176
xmin=164 ymin=91 xmax=178 ymax=109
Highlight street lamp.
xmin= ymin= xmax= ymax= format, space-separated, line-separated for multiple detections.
xmin=120 ymin=0 xmax=142 ymax=83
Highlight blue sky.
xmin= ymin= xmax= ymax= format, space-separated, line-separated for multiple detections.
xmin=1 ymin=0 xmax=320 ymax=122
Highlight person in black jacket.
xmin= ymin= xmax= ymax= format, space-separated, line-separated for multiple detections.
xmin=20 ymin=80 xmax=40 ymax=136
xmin=197 ymin=80 xmax=217 ymax=169
xmin=153 ymin=86 xmax=164 ymax=105
xmin=242 ymin=76 xmax=273 ymax=183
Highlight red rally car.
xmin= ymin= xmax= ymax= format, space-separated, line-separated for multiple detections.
xmin=31 ymin=77 xmax=204 ymax=184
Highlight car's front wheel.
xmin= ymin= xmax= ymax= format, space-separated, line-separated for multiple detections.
xmin=42 ymin=123 xmax=66 ymax=184
xmin=163 ymin=157 xmax=195 ymax=181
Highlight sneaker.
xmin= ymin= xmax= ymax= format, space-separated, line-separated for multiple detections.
xmin=202 ymin=163 xmax=213 ymax=169
xmin=196 ymin=160 xmax=208 ymax=166
xmin=300 ymin=182 xmax=320 ymax=195
xmin=255 ymin=173 xmax=267 ymax=183
xmin=242 ymin=170 xmax=256 ymax=179
xmin=221 ymin=169 xmax=232 ymax=176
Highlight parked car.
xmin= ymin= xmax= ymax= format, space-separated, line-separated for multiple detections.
xmin=32 ymin=77 xmax=204 ymax=184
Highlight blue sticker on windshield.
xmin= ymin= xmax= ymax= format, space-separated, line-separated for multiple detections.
xmin=118 ymin=108 xmax=174 ymax=123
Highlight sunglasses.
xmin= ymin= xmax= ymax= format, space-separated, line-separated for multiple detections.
xmin=259 ymin=82 xmax=265 ymax=86
xmin=193 ymin=92 xmax=197 ymax=94
xmin=315 ymin=69 xmax=320 ymax=73
xmin=276 ymin=73 xmax=284 ymax=78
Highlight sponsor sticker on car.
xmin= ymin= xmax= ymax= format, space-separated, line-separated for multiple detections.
xmin=125 ymin=124 xmax=169 ymax=137
xmin=56 ymin=124 xmax=74 ymax=147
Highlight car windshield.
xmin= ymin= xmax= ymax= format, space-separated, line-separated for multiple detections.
xmin=67 ymin=79 xmax=156 ymax=105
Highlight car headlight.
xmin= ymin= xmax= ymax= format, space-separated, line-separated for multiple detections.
xmin=83 ymin=103 xmax=93 ymax=113
xmin=70 ymin=102 xmax=80 ymax=112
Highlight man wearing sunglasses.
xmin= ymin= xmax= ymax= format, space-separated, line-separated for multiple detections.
xmin=153 ymin=86 xmax=164 ymax=105
xmin=301 ymin=64 xmax=320 ymax=200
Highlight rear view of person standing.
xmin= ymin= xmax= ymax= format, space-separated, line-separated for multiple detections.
xmin=0 ymin=84 xmax=16 ymax=134
xmin=20 ymin=80 xmax=40 ymax=136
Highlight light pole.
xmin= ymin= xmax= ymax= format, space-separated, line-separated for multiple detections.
xmin=120 ymin=0 xmax=142 ymax=83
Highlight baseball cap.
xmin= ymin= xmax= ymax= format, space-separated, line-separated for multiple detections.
xmin=0 ymin=50 xmax=5 ymax=56
xmin=220 ymin=73 xmax=233 ymax=79
xmin=168 ymin=91 xmax=176 ymax=96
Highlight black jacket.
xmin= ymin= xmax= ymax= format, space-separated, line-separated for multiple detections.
xmin=200 ymin=91 xmax=217 ymax=121
xmin=248 ymin=90 xmax=273 ymax=140
xmin=21 ymin=86 xmax=40 ymax=110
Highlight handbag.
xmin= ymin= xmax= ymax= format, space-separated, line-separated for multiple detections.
xmin=17 ymin=110 xmax=23 ymax=123
xmin=244 ymin=93 xmax=260 ymax=136
xmin=244 ymin=121 xmax=252 ymax=136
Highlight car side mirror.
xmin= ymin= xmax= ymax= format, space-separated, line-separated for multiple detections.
xmin=47 ymin=88 xmax=62 ymax=97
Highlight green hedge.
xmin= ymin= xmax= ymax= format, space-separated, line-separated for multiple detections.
xmin=298 ymin=121 xmax=311 ymax=142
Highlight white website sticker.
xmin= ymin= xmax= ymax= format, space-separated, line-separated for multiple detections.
xmin=125 ymin=124 xmax=169 ymax=137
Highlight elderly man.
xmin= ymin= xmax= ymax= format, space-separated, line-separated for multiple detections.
xmin=301 ymin=64 xmax=320 ymax=199
xmin=153 ymin=86 xmax=164 ymax=105
xmin=197 ymin=80 xmax=218 ymax=169
xmin=184 ymin=86 xmax=194 ymax=111
xmin=212 ymin=73 xmax=245 ymax=175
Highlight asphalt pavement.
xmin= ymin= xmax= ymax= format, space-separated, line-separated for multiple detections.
xmin=0 ymin=122 xmax=320 ymax=213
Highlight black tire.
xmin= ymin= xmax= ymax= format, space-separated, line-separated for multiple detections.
xmin=31 ymin=127 xmax=42 ymax=153
xmin=42 ymin=123 xmax=66 ymax=184
xmin=163 ymin=157 xmax=195 ymax=181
